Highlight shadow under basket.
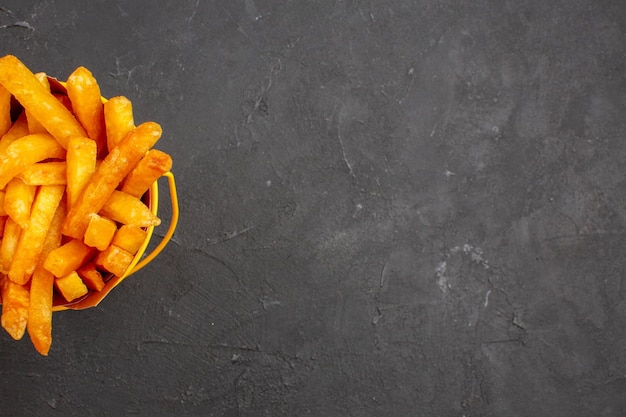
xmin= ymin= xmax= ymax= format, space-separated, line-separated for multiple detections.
xmin=53 ymin=171 xmax=179 ymax=311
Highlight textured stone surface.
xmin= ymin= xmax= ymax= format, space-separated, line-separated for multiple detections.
xmin=1 ymin=1 xmax=626 ymax=416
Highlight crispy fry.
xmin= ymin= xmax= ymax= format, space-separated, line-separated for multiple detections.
xmin=95 ymin=245 xmax=133 ymax=277
xmin=0 ymin=133 xmax=66 ymax=188
xmin=43 ymin=238 xmax=95 ymax=278
xmin=76 ymin=263 xmax=105 ymax=291
xmin=4 ymin=177 xmax=36 ymax=229
xmin=121 ymin=149 xmax=172 ymax=198
xmin=17 ymin=161 xmax=66 ymax=185
xmin=65 ymin=137 xmax=96 ymax=208
xmin=25 ymin=73 xmax=51 ymax=135
xmin=66 ymin=67 xmax=106 ymax=157
xmin=100 ymin=190 xmax=160 ymax=227
xmin=0 ymin=84 xmax=11 ymax=137
xmin=111 ymin=224 xmax=147 ymax=255
xmin=0 ymin=217 xmax=21 ymax=274
xmin=0 ymin=112 xmax=28 ymax=154
xmin=104 ymin=96 xmax=134 ymax=151
xmin=84 ymin=213 xmax=117 ymax=251
xmin=27 ymin=200 xmax=65 ymax=356
xmin=1 ymin=276 xmax=29 ymax=340
xmin=9 ymin=184 xmax=65 ymax=285
xmin=62 ymin=122 xmax=161 ymax=238
xmin=55 ymin=271 xmax=88 ymax=302
xmin=0 ymin=55 xmax=86 ymax=147
xmin=27 ymin=266 xmax=54 ymax=354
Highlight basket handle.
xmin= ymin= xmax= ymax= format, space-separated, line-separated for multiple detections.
xmin=131 ymin=171 xmax=179 ymax=274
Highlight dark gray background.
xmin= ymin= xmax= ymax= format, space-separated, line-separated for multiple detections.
xmin=1 ymin=1 xmax=625 ymax=416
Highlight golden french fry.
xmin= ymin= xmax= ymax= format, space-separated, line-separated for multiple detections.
xmin=27 ymin=200 xmax=65 ymax=356
xmin=95 ymin=245 xmax=133 ymax=277
xmin=62 ymin=122 xmax=161 ymax=239
xmin=65 ymin=137 xmax=96 ymax=208
xmin=0 ymin=133 xmax=66 ymax=189
xmin=0 ymin=217 xmax=21 ymax=273
xmin=27 ymin=266 xmax=54 ymax=354
xmin=1 ymin=276 xmax=29 ymax=340
xmin=55 ymin=271 xmax=88 ymax=302
xmin=121 ymin=149 xmax=172 ymax=198
xmin=0 ymin=55 xmax=86 ymax=147
xmin=66 ymin=67 xmax=106 ymax=157
xmin=17 ymin=161 xmax=66 ymax=185
xmin=76 ymin=263 xmax=105 ymax=291
xmin=84 ymin=213 xmax=117 ymax=251
xmin=0 ymin=84 xmax=11 ymax=137
xmin=111 ymin=224 xmax=147 ymax=255
xmin=0 ymin=112 xmax=28 ymax=154
xmin=104 ymin=96 xmax=134 ymax=151
xmin=43 ymin=238 xmax=95 ymax=278
xmin=25 ymin=73 xmax=51 ymax=135
xmin=4 ymin=177 xmax=36 ymax=229
xmin=26 ymin=113 xmax=47 ymax=134
xmin=100 ymin=190 xmax=160 ymax=227
xmin=9 ymin=184 xmax=65 ymax=285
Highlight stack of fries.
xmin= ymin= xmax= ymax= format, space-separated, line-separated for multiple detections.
xmin=0 ymin=55 xmax=173 ymax=355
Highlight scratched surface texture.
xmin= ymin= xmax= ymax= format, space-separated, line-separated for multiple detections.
xmin=1 ymin=0 xmax=626 ymax=416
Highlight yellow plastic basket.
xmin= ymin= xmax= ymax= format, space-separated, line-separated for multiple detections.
xmin=52 ymin=171 xmax=179 ymax=311
xmin=41 ymin=77 xmax=181 ymax=310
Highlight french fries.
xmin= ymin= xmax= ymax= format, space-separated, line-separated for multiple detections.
xmin=95 ymin=245 xmax=133 ymax=278
xmin=27 ymin=200 xmax=65 ymax=356
xmin=84 ymin=213 xmax=116 ymax=251
xmin=4 ymin=177 xmax=36 ymax=228
xmin=0 ymin=218 xmax=20 ymax=273
xmin=1 ymin=276 xmax=29 ymax=340
xmin=66 ymin=136 xmax=96 ymax=208
xmin=25 ymin=73 xmax=51 ymax=135
xmin=0 ymin=112 xmax=28 ymax=154
xmin=55 ymin=271 xmax=88 ymax=302
xmin=77 ymin=263 xmax=105 ymax=292
xmin=17 ymin=161 xmax=67 ymax=186
xmin=0 ymin=133 xmax=66 ymax=189
xmin=0 ymin=55 xmax=174 ymax=354
xmin=104 ymin=96 xmax=134 ymax=151
xmin=121 ymin=149 xmax=172 ymax=198
xmin=66 ymin=67 xmax=106 ymax=158
xmin=9 ymin=184 xmax=65 ymax=285
xmin=62 ymin=121 xmax=162 ymax=239
xmin=100 ymin=190 xmax=161 ymax=228
xmin=0 ymin=55 xmax=86 ymax=147
xmin=111 ymin=224 xmax=147 ymax=255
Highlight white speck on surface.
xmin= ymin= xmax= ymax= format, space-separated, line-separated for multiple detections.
xmin=444 ymin=169 xmax=456 ymax=178
xmin=484 ymin=289 xmax=492 ymax=307
xmin=266 ymin=180 xmax=272 ymax=187
xmin=435 ymin=261 xmax=449 ymax=293
xmin=451 ymin=244 xmax=490 ymax=269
